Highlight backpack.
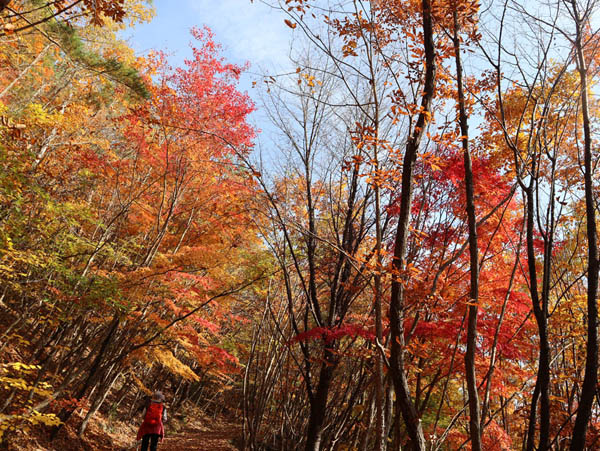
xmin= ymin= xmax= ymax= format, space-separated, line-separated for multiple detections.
xmin=144 ymin=402 xmax=163 ymax=426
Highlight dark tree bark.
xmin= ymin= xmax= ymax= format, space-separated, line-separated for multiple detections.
xmin=524 ymin=180 xmax=551 ymax=451
xmin=452 ymin=8 xmax=482 ymax=451
xmin=305 ymin=350 xmax=337 ymax=451
xmin=51 ymin=314 xmax=120 ymax=439
xmin=387 ymin=0 xmax=436 ymax=449
xmin=569 ymin=0 xmax=599 ymax=448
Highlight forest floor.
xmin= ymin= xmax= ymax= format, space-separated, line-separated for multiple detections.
xmin=159 ymin=419 xmax=240 ymax=451
xmin=4 ymin=409 xmax=241 ymax=451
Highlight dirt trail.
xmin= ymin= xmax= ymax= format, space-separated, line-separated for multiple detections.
xmin=158 ymin=422 xmax=239 ymax=451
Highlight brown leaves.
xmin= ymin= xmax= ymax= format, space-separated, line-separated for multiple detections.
xmin=84 ymin=0 xmax=127 ymax=26
xmin=342 ymin=39 xmax=358 ymax=57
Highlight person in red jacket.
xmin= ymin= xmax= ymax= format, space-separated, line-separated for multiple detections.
xmin=136 ymin=390 xmax=167 ymax=451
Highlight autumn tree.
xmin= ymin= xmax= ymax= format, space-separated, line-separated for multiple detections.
xmin=0 ymin=8 xmax=261 ymax=446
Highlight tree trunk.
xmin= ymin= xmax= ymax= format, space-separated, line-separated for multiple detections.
xmin=369 ymin=30 xmax=385 ymax=451
xmin=452 ymin=8 xmax=481 ymax=450
xmin=51 ymin=314 xmax=120 ymax=439
xmin=0 ymin=45 xmax=50 ymax=100
xmin=78 ymin=369 xmax=121 ymax=436
xmin=305 ymin=349 xmax=336 ymax=451
xmin=570 ymin=1 xmax=599 ymax=448
xmin=524 ymin=183 xmax=551 ymax=451
xmin=387 ymin=0 xmax=436 ymax=449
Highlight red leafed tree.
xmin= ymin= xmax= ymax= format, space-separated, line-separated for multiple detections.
xmin=0 ymin=22 xmax=261 ymax=441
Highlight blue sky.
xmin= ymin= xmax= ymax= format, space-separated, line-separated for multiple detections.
xmin=121 ymin=0 xmax=297 ymax=151
xmin=123 ymin=0 xmax=293 ymax=99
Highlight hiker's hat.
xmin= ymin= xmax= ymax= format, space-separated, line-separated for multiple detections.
xmin=152 ymin=390 xmax=165 ymax=402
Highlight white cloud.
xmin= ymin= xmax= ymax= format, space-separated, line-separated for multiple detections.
xmin=186 ymin=0 xmax=292 ymax=71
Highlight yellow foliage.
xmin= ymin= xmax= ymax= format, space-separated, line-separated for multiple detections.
xmin=23 ymin=103 xmax=63 ymax=127
xmin=102 ymin=0 xmax=155 ymax=30
xmin=152 ymin=349 xmax=200 ymax=382
xmin=0 ymin=363 xmax=61 ymax=443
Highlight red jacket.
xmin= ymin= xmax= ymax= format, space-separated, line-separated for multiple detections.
xmin=136 ymin=401 xmax=166 ymax=440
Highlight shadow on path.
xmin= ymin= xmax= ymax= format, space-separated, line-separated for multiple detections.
xmin=158 ymin=422 xmax=239 ymax=451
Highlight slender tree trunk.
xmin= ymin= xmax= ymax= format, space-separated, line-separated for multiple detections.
xmin=0 ymin=45 xmax=50 ymax=100
xmin=78 ymin=369 xmax=121 ymax=436
xmin=452 ymin=8 xmax=481 ymax=450
xmin=524 ymin=183 xmax=551 ymax=451
xmin=374 ymin=181 xmax=385 ymax=451
xmin=368 ymin=28 xmax=385 ymax=451
xmin=51 ymin=314 xmax=120 ymax=439
xmin=388 ymin=0 xmax=436 ymax=449
xmin=305 ymin=349 xmax=336 ymax=451
xmin=481 ymin=222 xmax=523 ymax=428
xmin=358 ymin=393 xmax=376 ymax=450
xmin=570 ymin=1 xmax=599 ymax=448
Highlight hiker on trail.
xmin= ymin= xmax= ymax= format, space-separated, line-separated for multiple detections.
xmin=136 ymin=390 xmax=167 ymax=451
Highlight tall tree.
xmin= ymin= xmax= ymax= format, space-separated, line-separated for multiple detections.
xmin=566 ymin=0 xmax=599 ymax=448
xmin=387 ymin=0 xmax=436 ymax=448
xmin=450 ymin=3 xmax=481 ymax=449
